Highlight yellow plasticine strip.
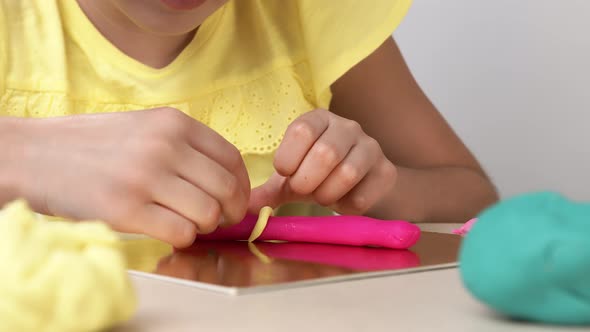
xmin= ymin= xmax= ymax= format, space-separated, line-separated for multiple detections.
xmin=247 ymin=242 xmax=273 ymax=264
xmin=248 ymin=206 xmax=273 ymax=242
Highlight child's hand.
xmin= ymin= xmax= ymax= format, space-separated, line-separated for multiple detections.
xmin=13 ymin=108 xmax=250 ymax=247
xmin=249 ymin=109 xmax=397 ymax=215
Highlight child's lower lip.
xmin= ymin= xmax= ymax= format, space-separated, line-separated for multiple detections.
xmin=160 ymin=0 xmax=207 ymax=10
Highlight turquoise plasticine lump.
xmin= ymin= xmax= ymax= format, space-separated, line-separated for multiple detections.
xmin=459 ymin=191 xmax=590 ymax=325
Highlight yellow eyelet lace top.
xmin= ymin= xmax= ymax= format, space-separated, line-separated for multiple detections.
xmin=0 ymin=0 xmax=411 ymax=203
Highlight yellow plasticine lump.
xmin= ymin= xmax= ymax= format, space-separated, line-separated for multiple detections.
xmin=0 ymin=200 xmax=136 ymax=332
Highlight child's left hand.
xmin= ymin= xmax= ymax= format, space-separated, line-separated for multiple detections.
xmin=249 ymin=109 xmax=397 ymax=215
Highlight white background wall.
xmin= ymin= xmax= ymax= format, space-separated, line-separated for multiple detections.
xmin=394 ymin=0 xmax=590 ymax=199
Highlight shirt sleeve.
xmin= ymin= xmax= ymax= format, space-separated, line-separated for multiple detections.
xmin=296 ymin=0 xmax=412 ymax=108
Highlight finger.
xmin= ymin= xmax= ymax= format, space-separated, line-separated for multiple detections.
xmin=248 ymin=172 xmax=293 ymax=214
xmin=153 ymin=175 xmax=222 ymax=234
xmin=333 ymin=159 xmax=397 ymax=215
xmin=186 ymin=121 xmax=250 ymax=198
xmin=248 ymin=172 xmax=313 ymax=214
xmin=273 ymin=109 xmax=330 ymax=176
xmin=313 ymin=138 xmax=380 ymax=206
xmin=177 ymin=144 xmax=248 ymax=226
xmin=288 ymin=120 xmax=357 ymax=195
xmin=132 ymin=203 xmax=198 ymax=248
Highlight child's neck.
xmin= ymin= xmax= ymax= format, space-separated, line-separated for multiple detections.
xmin=77 ymin=0 xmax=195 ymax=69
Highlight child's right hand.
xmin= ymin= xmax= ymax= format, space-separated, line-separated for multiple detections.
xmin=5 ymin=107 xmax=250 ymax=247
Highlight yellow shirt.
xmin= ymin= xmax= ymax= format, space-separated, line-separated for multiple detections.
xmin=0 ymin=0 xmax=411 ymax=197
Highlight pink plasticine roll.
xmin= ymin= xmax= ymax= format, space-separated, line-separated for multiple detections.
xmin=197 ymin=215 xmax=421 ymax=249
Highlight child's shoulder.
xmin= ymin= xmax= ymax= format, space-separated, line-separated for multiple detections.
xmin=0 ymin=0 xmax=68 ymax=93
xmin=221 ymin=0 xmax=412 ymax=104
xmin=0 ymin=0 xmax=66 ymax=53
xmin=0 ymin=0 xmax=62 ymax=25
xmin=228 ymin=0 xmax=412 ymax=49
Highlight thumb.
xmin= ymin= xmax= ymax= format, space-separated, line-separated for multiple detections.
xmin=248 ymin=172 xmax=300 ymax=214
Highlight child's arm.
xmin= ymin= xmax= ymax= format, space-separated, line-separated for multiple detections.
xmin=0 ymin=108 xmax=251 ymax=246
xmin=329 ymin=38 xmax=498 ymax=222
xmin=250 ymin=38 xmax=497 ymax=223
